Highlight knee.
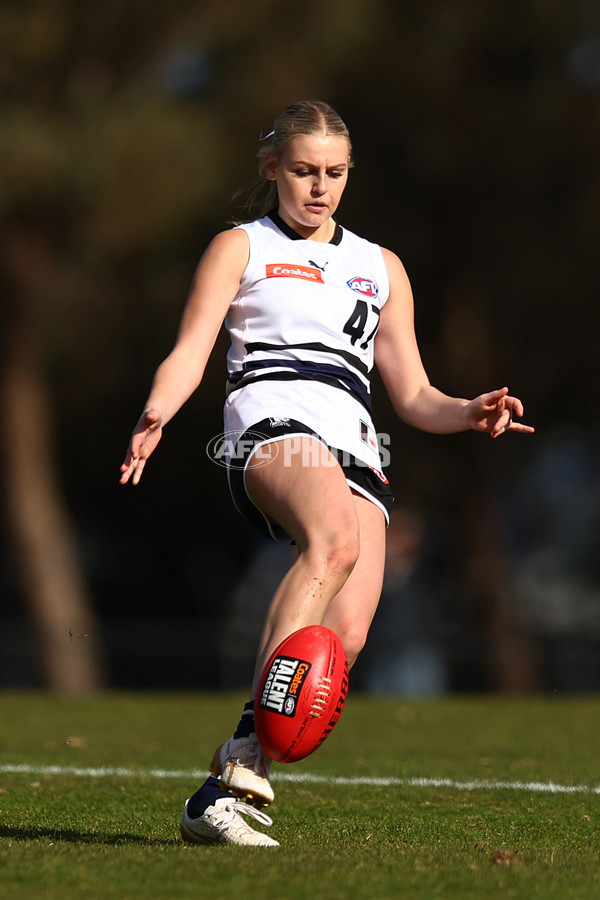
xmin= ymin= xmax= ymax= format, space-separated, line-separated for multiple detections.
xmin=335 ymin=623 xmax=368 ymax=669
xmin=318 ymin=527 xmax=360 ymax=584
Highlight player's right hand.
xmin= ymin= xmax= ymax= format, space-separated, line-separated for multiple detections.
xmin=119 ymin=408 xmax=164 ymax=485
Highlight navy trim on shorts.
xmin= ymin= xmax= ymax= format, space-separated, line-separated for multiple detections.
xmin=226 ymin=417 xmax=394 ymax=544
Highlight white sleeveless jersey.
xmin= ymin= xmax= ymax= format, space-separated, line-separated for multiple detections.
xmin=223 ymin=213 xmax=390 ymax=471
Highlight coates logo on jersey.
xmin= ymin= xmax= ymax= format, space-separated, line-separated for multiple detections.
xmin=266 ymin=264 xmax=324 ymax=283
xmin=347 ymin=276 xmax=378 ymax=298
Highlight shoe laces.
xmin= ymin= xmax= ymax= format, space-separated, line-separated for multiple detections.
xmin=233 ymin=736 xmax=271 ymax=777
xmin=212 ymin=799 xmax=274 ymax=829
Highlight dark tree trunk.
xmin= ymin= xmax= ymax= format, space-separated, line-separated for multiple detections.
xmin=1 ymin=229 xmax=106 ymax=692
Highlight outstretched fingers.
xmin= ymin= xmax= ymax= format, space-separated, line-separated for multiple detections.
xmin=119 ymin=408 xmax=164 ymax=484
xmin=469 ymin=387 xmax=535 ymax=438
xmin=491 ymin=393 xmax=535 ymax=438
xmin=119 ymin=454 xmax=146 ymax=485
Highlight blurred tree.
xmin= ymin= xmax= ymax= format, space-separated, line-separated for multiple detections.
xmin=0 ymin=0 xmax=378 ymax=689
xmin=0 ymin=0 xmax=226 ymax=690
xmin=334 ymin=0 xmax=600 ymax=690
xmin=2 ymin=229 xmax=106 ymax=690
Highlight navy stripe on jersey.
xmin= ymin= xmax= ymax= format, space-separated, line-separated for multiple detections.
xmin=244 ymin=341 xmax=369 ymax=377
xmin=227 ymin=364 xmax=372 ymax=413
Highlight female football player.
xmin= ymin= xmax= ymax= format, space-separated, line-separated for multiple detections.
xmin=120 ymin=100 xmax=534 ymax=846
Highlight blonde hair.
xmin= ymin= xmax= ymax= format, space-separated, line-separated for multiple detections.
xmin=235 ymin=100 xmax=353 ymax=221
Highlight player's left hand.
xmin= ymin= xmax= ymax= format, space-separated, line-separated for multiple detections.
xmin=466 ymin=387 xmax=535 ymax=438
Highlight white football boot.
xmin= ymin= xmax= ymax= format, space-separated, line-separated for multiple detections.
xmin=179 ymin=797 xmax=279 ymax=847
xmin=210 ymin=734 xmax=275 ymax=807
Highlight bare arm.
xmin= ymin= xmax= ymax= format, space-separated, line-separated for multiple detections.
xmin=120 ymin=228 xmax=249 ymax=484
xmin=375 ymin=248 xmax=534 ymax=437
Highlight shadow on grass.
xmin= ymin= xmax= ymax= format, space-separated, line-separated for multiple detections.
xmin=0 ymin=825 xmax=180 ymax=847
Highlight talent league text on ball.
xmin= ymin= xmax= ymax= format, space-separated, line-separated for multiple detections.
xmin=260 ymin=656 xmax=312 ymax=716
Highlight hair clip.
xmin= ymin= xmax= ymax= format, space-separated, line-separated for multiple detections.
xmin=259 ymin=130 xmax=275 ymax=141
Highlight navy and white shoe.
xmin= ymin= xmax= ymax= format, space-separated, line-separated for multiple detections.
xmin=180 ymin=797 xmax=279 ymax=847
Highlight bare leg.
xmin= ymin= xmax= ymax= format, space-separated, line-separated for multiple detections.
xmin=245 ymin=437 xmax=361 ymax=696
xmin=246 ymin=439 xmax=387 ymax=691
xmin=321 ymin=492 xmax=386 ymax=668
xmin=207 ymin=442 xmax=387 ymax=808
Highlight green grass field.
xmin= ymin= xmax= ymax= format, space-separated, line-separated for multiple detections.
xmin=1 ymin=692 xmax=599 ymax=899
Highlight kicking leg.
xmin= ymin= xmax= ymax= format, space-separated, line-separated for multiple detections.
xmin=246 ymin=437 xmax=362 ymax=692
xmin=210 ymin=437 xmax=362 ymax=806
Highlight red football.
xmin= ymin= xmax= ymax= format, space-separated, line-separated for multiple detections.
xmin=255 ymin=625 xmax=349 ymax=764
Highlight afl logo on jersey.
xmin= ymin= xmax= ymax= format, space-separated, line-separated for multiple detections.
xmin=266 ymin=264 xmax=324 ymax=283
xmin=347 ymin=276 xmax=378 ymax=298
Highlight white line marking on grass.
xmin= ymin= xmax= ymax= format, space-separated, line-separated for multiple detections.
xmin=1 ymin=763 xmax=599 ymax=795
